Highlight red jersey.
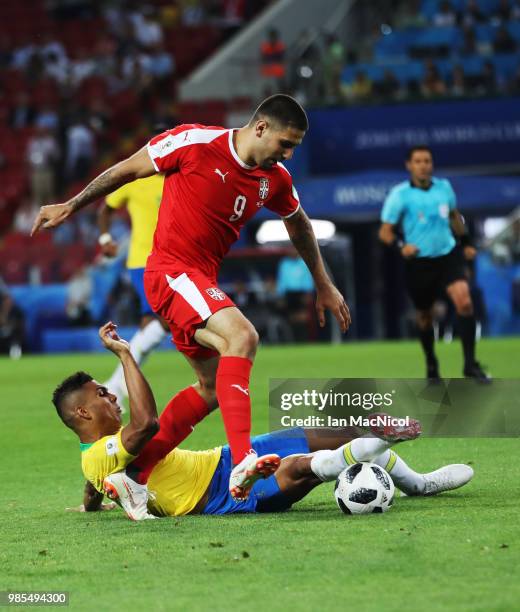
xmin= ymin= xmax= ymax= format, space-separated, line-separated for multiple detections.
xmin=145 ymin=124 xmax=300 ymax=277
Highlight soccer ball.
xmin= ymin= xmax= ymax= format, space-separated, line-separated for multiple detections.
xmin=334 ymin=462 xmax=395 ymax=515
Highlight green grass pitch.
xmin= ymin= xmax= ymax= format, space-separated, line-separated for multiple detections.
xmin=1 ymin=338 xmax=519 ymax=611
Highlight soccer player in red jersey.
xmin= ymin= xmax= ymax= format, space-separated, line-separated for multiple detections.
xmin=32 ymin=95 xmax=351 ymax=499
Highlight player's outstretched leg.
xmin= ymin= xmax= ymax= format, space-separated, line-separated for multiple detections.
xmin=126 ymin=385 xmax=213 ymax=484
xmin=262 ymin=431 xmax=422 ymax=510
xmin=372 ymin=449 xmax=473 ymax=495
xmin=309 ymin=427 xmax=421 ymax=483
xmin=195 ymin=307 xmax=261 ymax=499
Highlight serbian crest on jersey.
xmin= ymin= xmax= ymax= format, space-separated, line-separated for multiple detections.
xmin=259 ymin=177 xmax=269 ymax=200
xmin=206 ymin=287 xmax=226 ymax=301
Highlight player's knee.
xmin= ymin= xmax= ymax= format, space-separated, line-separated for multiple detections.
xmin=456 ymin=298 xmax=473 ymax=316
xmin=285 ymin=455 xmax=314 ymax=481
xmin=226 ymin=323 xmax=259 ymax=358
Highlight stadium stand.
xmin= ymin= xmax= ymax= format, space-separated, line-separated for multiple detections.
xmin=1 ymin=0 xmax=519 ymax=351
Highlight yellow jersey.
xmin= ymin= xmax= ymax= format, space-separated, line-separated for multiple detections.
xmin=105 ymin=175 xmax=164 ymax=269
xmin=80 ymin=429 xmax=222 ymax=516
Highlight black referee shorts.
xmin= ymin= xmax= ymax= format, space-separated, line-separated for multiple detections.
xmin=404 ymin=246 xmax=467 ymax=311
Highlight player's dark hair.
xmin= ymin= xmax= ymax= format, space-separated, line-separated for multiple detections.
xmin=406 ymin=145 xmax=432 ymax=160
xmin=52 ymin=371 xmax=93 ymax=429
xmin=250 ymin=94 xmax=309 ymax=131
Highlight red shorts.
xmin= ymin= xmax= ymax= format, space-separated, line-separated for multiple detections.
xmin=144 ymin=268 xmax=235 ymax=360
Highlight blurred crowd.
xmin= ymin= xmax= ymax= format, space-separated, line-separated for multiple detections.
xmin=0 ymin=0 xmax=273 ymax=237
xmin=277 ymin=0 xmax=520 ymax=106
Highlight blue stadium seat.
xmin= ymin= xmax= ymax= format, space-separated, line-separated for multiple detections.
xmin=421 ymin=0 xmax=500 ymax=19
xmin=460 ymin=55 xmax=485 ymax=75
xmin=508 ymin=22 xmax=520 ymax=41
xmin=421 ymin=0 xmax=465 ymax=20
xmin=413 ymin=26 xmax=461 ymax=47
xmin=375 ymin=28 xmax=420 ymax=61
xmin=492 ymin=53 xmax=520 ymax=78
xmin=474 ymin=24 xmax=497 ymax=42
xmin=341 ymin=61 xmax=423 ymax=85
xmin=376 ymin=26 xmax=461 ymax=60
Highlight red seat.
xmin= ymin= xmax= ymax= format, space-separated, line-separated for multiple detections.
xmin=1 ymin=257 xmax=29 ymax=284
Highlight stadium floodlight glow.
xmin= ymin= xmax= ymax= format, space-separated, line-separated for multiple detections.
xmin=483 ymin=217 xmax=508 ymax=240
xmin=299 ymin=65 xmax=313 ymax=79
xmin=256 ymin=219 xmax=336 ymax=244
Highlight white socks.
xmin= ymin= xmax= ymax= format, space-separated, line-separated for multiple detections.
xmin=134 ymin=319 xmax=168 ymax=363
xmin=310 ymin=448 xmax=348 ymax=482
xmin=310 ymin=437 xmax=393 ymax=482
xmin=373 ymin=450 xmax=426 ymax=495
xmin=106 ymin=319 xmax=167 ymax=398
xmin=310 ymin=437 xmax=426 ymax=494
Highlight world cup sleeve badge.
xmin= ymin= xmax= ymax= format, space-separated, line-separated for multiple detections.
xmin=438 ymin=203 xmax=450 ymax=218
xmin=105 ymin=436 xmax=119 ymax=456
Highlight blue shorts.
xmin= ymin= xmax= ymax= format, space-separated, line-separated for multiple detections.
xmin=128 ymin=267 xmax=154 ymax=316
xmin=202 ymin=428 xmax=310 ymax=515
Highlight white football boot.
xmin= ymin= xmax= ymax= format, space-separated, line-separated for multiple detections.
xmin=103 ymin=472 xmax=157 ymax=520
xmin=229 ymin=451 xmax=281 ymax=501
xmin=422 ymin=464 xmax=474 ymax=496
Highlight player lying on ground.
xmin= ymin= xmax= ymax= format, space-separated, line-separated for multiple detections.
xmin=33 ymin=94 xmax=351 ymax=501
xmin=56 ymin=324 xmax=473 ymax=520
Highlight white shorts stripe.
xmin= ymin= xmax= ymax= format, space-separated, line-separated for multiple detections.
xmin=165 ymin=273 xmax=212 ymax=321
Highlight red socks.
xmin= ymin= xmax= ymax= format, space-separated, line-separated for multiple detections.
xmin=128 ymin=386 xmax=209 ymax=484
xmin=215 ymin=356 xmax=253 ymax=465
xmin=127 ymin=355 xmax=253 ymax=482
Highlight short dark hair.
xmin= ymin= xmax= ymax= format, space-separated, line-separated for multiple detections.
xmin=52 ymin=371 xmax=93 ymax=429
xmin=250 ymin=94 xmax=309 ymax=132
xmin=406 ymin=145 xmax=432 ymax=160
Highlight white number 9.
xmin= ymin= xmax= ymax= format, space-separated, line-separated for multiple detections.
xmin=229 ymin=195 xmax=247 ymax=222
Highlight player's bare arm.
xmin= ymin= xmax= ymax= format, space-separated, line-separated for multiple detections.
xmin=449 ymin=210 xmax=476 ymax=260
xmin=99 ymin=322 xmax=159 ymax=455
xmin=284 ymin=208 xmax=351 ymax=332
xmin=31 ymin=147 xmax=155 ymax=236
xmin=379 ymin=222 xmax=419 ymax=258
xmin=98 ymin=204 xmax=119 ymax=257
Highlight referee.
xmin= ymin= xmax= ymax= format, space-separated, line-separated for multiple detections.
xmin=379 ymin=146 xmax=490 ymax=383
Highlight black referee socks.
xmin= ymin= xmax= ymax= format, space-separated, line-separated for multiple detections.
xmin=457 ymin=315 xmax=476 ymax=367
xmin=418 ymin=326 xmax=436 ymax=363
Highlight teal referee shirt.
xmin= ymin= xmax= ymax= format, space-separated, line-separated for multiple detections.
xmin=381 ymin=177 xmax=457 ymax=258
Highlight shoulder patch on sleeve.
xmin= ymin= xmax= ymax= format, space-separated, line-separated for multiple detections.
xmin=105 ymin=436 xmax=119 ymax=456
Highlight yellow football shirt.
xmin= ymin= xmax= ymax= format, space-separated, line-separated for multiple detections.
xmin=80 ymin=429 xmax=222 ymax=516
xmin=105 ymin=175 xmax=164 ymax=269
